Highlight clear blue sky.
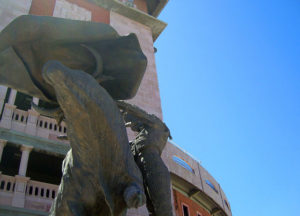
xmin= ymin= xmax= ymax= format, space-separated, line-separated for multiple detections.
xmin=155 ymin=1 xmax=300 ymax=215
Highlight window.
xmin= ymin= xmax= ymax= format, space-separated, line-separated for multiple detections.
xmin=205 ymin=179 xmax=218 ymax=193
xmin=197 ymin=212 xmax=202 ymax=216
xmin=182 ymin=204 xmax=189 ymax=216
xmin=172 ymin=156 xmax=194 ymax=173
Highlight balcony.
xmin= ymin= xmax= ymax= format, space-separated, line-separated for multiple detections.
xmin=0 ymin=174 xmax=58 ymax=213
xmin=0 ymin=103 xmax=68 ymax=144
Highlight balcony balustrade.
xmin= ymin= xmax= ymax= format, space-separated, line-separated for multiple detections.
xmin=0 ymin=103 xmax=68 ymax=143
xmin=0 ymin=174 xmax=58 ymax=212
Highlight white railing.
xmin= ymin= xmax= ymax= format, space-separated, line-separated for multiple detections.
xmin=11 ymin=109 xmax=28 ymax=132
xmin=0 ymin=104 xmax=68 ymax=143
xmin=26 ymin=179 xmax=58 ymax=200
xmin=0 ymin=174 xmax=15 ymax=193
xmin=36 ymin=115 xmax=67 ymax=141
xmin=12 ymin=109 xmax=28 ymax=124
xmin=0 ymin=174 xmax=58 ymax=212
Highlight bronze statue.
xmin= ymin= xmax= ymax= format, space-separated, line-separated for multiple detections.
xmin=117 ymin=101 xmax=174 ymax=216
xmin=43 ymin=61 xmax=145 ymax=216
xmin=0 ymin=15 xmax=173 ymax=216
xmin=0 ymin=15 xmax=147 ymax=104
xmin=0 ymin=15 xmax=148 ymax=215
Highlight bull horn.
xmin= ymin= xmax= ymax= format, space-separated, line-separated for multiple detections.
xmin=81 ymin=44 xmax=103 ymax=79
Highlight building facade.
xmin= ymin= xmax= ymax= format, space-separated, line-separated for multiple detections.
xmin=0 ymin=0 xmax=232 ymax=216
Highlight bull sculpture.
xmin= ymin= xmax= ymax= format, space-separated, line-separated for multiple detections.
xmin=0 ymin=15 xmax=148 ymax=215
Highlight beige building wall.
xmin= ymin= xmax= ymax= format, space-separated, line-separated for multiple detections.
xmin=199 ymin=165 xmax=224 ymax=208
xmin=0 ymin=0 xmax=32 ymax=30
xmin=110 ymin=12 xmax=163 ymax=120
xmin=162 ymin=142 xmax=204 ymax=191
xmin=53 ymin=0 xmax=91 ymax=21
xmin=219 ymin=186 xmax=232 ymax=216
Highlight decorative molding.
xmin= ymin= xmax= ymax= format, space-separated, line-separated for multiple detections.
xmin=0 ymin=127 xmax=69 ymax=156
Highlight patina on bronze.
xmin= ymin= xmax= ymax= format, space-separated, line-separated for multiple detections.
xmin=0 ymin=15 xmax=173 ymax=216
xmin=42 ymin=61 xmax=146 ymax=216
xmin=0 ymin=15 xmax=147 ymax=102
xmin=0 ymin=15 xmax=149 ymax=216
xmin=117 ymin=101 xmax=174 ymax=216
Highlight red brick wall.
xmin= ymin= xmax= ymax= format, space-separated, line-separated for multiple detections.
xmin=134 ymin=0 xmax=148 ymax=13
xmin=173 ymin=189 xmax=211 ymax=216
xmin=29 ymin=0 xmax=56 ymax=16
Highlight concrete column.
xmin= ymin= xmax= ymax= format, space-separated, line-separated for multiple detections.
xmin=8 ymin=89 xmax=17 ymax=105
xmin=18 ymin=145 xmax=33 ymax=176
xmin=0 ymin=103 xmax=16 ymax=129
xmin=12 ymin=144 xmax=33 ymax=208
xmin=0 ymin=85 xmax=8 ymax=114
xmin=11 ymin=175 xmax=30 ymax=208
xmin=0 ymin=139 xmax=7 ymax=163
xmin=25 ymin=109 xmax=40 ymax=136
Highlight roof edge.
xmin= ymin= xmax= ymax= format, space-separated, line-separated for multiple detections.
xmin=151 ymin=0 xmax=169 ymax=17
xmin=89 ymin=0 xmax=167 ymax=41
